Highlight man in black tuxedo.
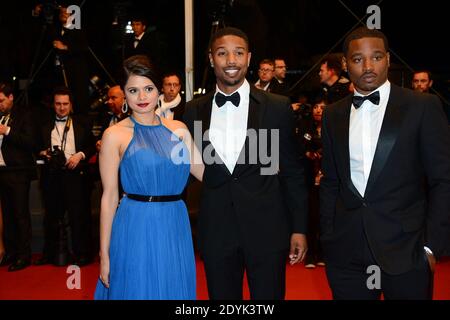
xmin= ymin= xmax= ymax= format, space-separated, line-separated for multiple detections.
xmin=184 ymin=27 xmax=308 ymax=299
xmin=320 ymin=27 xmax=450 ymax=299
xmin=0 ymin=82 xmax=36 ymax=272
xmin=34 ymin=87 xmax=95 ymax=266
xmin=49 ymin=5 xmax=90 ymax=115
xmin=124 ymin=16 xmax=167 ymax=72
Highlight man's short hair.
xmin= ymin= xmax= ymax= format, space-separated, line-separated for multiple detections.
xmin=343 ymin=27 xmax=389 ymax=56
xmin=0 ymin=82 xmax=14 ymax=97
xmin=321 ymin=55 xmax=342 ymax=75
xmin=209 ymin=27 xmax=250 ymax=52
xmin=259 ymin=59 xmax=275 ymax=68
xmin=162 ymin=72 xmax=182 ymax=85
xmin=413 ymin=70 xmax=432 ymax=80
xmin=130 ymin=14 xmax=148 ymax=26
xmin=53 ymin=86 xmax=74 ymax=104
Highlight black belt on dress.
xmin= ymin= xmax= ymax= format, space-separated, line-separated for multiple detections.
xmin=125 ymin=193 xmax=182 ymax=202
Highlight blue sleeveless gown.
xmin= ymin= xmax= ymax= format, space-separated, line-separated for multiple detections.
xmin=94 ymin=116 xmax=196 ymax=300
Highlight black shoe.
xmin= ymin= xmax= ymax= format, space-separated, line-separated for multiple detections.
xmin=72 ymin=256 xmax=92 ymax=267
xmin=33 ymin=255 xmax=53 ymax=266
xmin=0 ymin=254 xmax=15 ymax=267
xmin=8 ymin=258 xmax=31 ymax=272
xmin=53 ymin=251 xmax=70 ymax=266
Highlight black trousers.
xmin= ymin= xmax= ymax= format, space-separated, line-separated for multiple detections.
xmin=306 ymin=185 xmax=323 ymax=262
xmin=325 ymin=228 xmax=433 ymax=300
xmin=202 ymin=246 xmax=288 ymax=300
xmin=41 ymin=167 xmax=92 ymax=258
xmin=0 ymin=170 xmax=32 ymax=260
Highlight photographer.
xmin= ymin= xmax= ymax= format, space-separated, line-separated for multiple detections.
xmin=35 ymin=86 xmax=95 ymax=266
xmin=47 ymin=4 xmax=90 ymax=115
xmin=0 ymin=82 xmax=37 ymax=272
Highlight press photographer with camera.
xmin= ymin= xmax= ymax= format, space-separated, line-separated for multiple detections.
xmin=47 ymin=3 xmax=90 ymax=115
xmin=35 ymin=86 xmax=95 ymax=266
xmin=0 ymin=82 xmax=37 ymax=272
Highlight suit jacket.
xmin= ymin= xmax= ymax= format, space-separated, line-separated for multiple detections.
xmin=124 ymin=29 xmax=167 ymax=71
xmin=184 ymin=86 xmax=308 ymax=256
xmin=96 ymin=108 xmax=129 ymax=138
xmin=38 ymin=114 xmax=96 ymax=167
xmin=320 ymin=84 xmax=450 ymax=275
xmin=1 ymin=105 xmax=37 ymax=176
xmin=49 ymin=26 xmax=90 ymax=114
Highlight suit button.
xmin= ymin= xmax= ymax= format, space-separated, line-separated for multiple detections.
xmin=362 ymin=202 xmax=367 ymax=207
xmin=233 ymin=177 xmax=238 ymax=181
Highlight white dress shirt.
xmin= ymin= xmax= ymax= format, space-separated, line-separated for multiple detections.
xmin=0 ymin=115 xmax=11 ymax=166
xmin=51 ymin=118 xmax=77 ymax=161
xmin=134 ymin=32 xmax=144 ymax=48
xmin=349 ymin=80 xmax=391 ymax=197
xmin=254 ymin=80 xmax=270 ymax=91
xmin=209 ymin=79 xmax=250 ymax=174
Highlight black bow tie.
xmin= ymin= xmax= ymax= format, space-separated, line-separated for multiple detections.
xmin=55 ymin=117 xmax=68 ymax=122
xmin=215 ymin=92 xmax=240 ymax=107
xmin=352 ymin=91 xmax=380 ymax=109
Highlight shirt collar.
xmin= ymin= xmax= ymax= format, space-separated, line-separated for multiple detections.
xmin=354 ymin=80 xmax=390 ymax=99
xmin=215 ymin=79 xmax=250 ymax=101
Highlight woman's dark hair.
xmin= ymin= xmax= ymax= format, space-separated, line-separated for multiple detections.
xmin=122 ymin=55 xmax=161 ymax=91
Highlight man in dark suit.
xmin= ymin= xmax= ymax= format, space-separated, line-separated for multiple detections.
xmin=184 ymin=27 xmax=308 ymax=300
xmin=34 ymin=87 xmax=95 ymax=266
xmin=124 ymin=16 xmax=167 ymax=72
xmin=320 ymin=27 xmax=450 ymax=299
xmin=49 ymin=5 xmax=90 ymax=115
xmin=0 ymin=82 xmax=37 ymax=271
xmin=96 ymin=85 xmax=128 ymax=151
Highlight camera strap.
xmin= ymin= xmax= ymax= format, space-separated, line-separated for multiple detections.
xmin=54 ymin=117 xmax=72 ymax=152
xmin=0 ymin=113 xmax=11 ymax=126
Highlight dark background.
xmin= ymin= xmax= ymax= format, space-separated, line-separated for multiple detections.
xmin=0 ymin=0 xmax=448 ymax=104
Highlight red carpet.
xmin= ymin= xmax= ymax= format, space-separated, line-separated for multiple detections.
xmin=0 ymin=256 xmax=449 ymax=300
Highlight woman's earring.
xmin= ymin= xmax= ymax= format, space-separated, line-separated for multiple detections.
xmin=122 ymin=101 xmax=128 ymax=114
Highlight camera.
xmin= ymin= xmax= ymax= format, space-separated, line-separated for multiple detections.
xmin=39 ymin=0 xmax=61 ymax=25
xmin=292 ymin=103 xmax=312 ymax=121
xmin=47 ymin=146 xmax=67 ymax=171
xmin=89 ymin=75 xmax=111 ymax=110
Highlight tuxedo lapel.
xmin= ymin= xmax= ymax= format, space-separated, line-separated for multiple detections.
xmin=336 ymin=96 xmax=363 ymax=199
xmin=365 ymin=85 xmax=405 ymax=195
xmin=198 ymin=92 xmax=214 ymax=137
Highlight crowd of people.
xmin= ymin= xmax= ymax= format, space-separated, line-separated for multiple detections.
xmin=0 ymin=7 xmax=449 ymax=301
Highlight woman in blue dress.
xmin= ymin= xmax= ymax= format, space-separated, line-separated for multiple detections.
xmin=94 ymin=55 xmax=204 ymax=299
